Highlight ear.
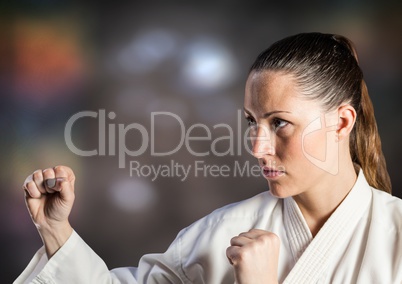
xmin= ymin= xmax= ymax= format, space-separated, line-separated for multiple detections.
xmin=336 ymin=104 xmax=357 ymax=141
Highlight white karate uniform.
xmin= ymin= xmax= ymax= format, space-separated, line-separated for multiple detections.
xmin=15 ymin=170 xmax=402 ymax=283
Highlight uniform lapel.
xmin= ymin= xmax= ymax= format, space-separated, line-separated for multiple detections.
xmin=283 ymin=196 xmax=312 ymax=262
xmin=283 ymin=170 xmax=372 ymax=283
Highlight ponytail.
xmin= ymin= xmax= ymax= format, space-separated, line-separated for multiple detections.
xmin=351 ymin=80 xmax=392 ymax=193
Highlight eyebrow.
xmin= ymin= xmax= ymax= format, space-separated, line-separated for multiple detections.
xmin=243 ymin=107 xmax=291 ymax=118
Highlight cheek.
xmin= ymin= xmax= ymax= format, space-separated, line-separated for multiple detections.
xmin=303 ymin=130 xmax=328 ymax=161
xmin=275 ymin=125 xmax=338 ymax=173
xmin=277 ymin=130 xmax=332 ymax=164
xmin=301 ymin=128 xmax=339 ymax=173
xmin=276 ymin=134 xmax=305 ymax=164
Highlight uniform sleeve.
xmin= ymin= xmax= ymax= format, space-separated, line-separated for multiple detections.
xmin=14 ymin=192 xmax=274 ymax=284
xmin=14 ymin=230 xmax=190 ymax=284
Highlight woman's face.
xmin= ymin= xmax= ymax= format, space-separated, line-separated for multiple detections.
xmin=244 ymin=71 xmax=340 ymax=198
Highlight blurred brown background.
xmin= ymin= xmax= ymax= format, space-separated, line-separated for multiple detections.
xmin=1 ymin=1 xmax=401 ymax=282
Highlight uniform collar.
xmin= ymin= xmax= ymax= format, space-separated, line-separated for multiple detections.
xmin=283 ymin=169 xmax=372 ymax=283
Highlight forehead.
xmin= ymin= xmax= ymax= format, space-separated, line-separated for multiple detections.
xmin=244 ymin=71 xmax=302 ymax=113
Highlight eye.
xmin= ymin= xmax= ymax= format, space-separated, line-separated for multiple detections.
xmin=245 ymin=116 xmax=257 ymax=127
xmin=272 ymin=118 xmax=288 ymax=131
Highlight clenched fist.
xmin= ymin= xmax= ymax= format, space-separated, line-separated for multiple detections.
xmin=22 ymin=165 xmax=76 ymax=258
xmin=226 ymin=229 xmax=280 ymax=284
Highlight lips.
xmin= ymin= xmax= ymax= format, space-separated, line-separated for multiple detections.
xmin=262 ymin=167 xmax=285 ymax=178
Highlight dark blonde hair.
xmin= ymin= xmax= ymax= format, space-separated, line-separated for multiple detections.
xmin=251 ymin=32 xmax=391 ymax=193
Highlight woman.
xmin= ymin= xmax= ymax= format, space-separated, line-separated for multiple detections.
xmin=16 ymin=33 xmax=402 ymax=283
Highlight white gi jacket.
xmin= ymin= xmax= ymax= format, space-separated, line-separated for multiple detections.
xmin=15 ymin=170 xmax=402 ymax=283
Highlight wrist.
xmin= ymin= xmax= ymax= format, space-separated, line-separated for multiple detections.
xmin=38 ymin=221 xmax=73 ymax=258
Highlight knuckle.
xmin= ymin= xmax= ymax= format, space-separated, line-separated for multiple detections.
xmin=32 ymin=170 xmax=43 ymax=181
xmin=54 ymin=166 xmax=66 ymax=178
xmin=267 ymin=232 xmax=280 ymax=241
xmin=54 ymin=165 xmax=75 ymax=179
xmin=263 ymin=233 xmax=280 ymax=246
xmin=255 ymin=232 xmax=280 ymax=247
xmin=226 ymin=247 xmax=249 ymax=265
xmin=238 ymin=232 xmax=248 ymax=238
xmin=26 ymin=181 xmax=37 ymax=192
xmin=230 ymin=236 xmax=240 ymax=245
xmin=54 ymin=165 xmax=70 ymax=172
xmin=260 ymin=233 xmax=271 ymax=241
xmin=256 ymin=235 xmax=267 ymax=245
xmin=237 ymin=248 xmax=250 ymax=261
xmin=271 ymin=234 xmax=280 ymax=246
xmin=231 ymin=254 xmax=243 ymax=265
xmin=53 ymin=165 xmax=63 ymax=173
xmin=226 ymin=246 xmax=232 ymax=256
xmin=43 ymin=167 xmax=55 ymax=175
xmin=23 ymin=174 xmax=32 ymax=185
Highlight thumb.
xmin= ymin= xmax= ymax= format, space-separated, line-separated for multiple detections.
xmin=45 ymin=177 xmax=75 ymax=201
xmin=45 ymin=177 xmax=65 ymax=191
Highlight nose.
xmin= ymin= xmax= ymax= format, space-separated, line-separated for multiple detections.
xmin=251 ymin=125 xmax=275 ymax=159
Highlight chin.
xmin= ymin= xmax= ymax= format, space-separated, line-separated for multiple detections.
xmin=267 ymin=181 xmax=291 ymax=199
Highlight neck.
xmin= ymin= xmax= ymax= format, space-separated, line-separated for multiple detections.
xmin=293 ymin=160 xmax=358 ymax=237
